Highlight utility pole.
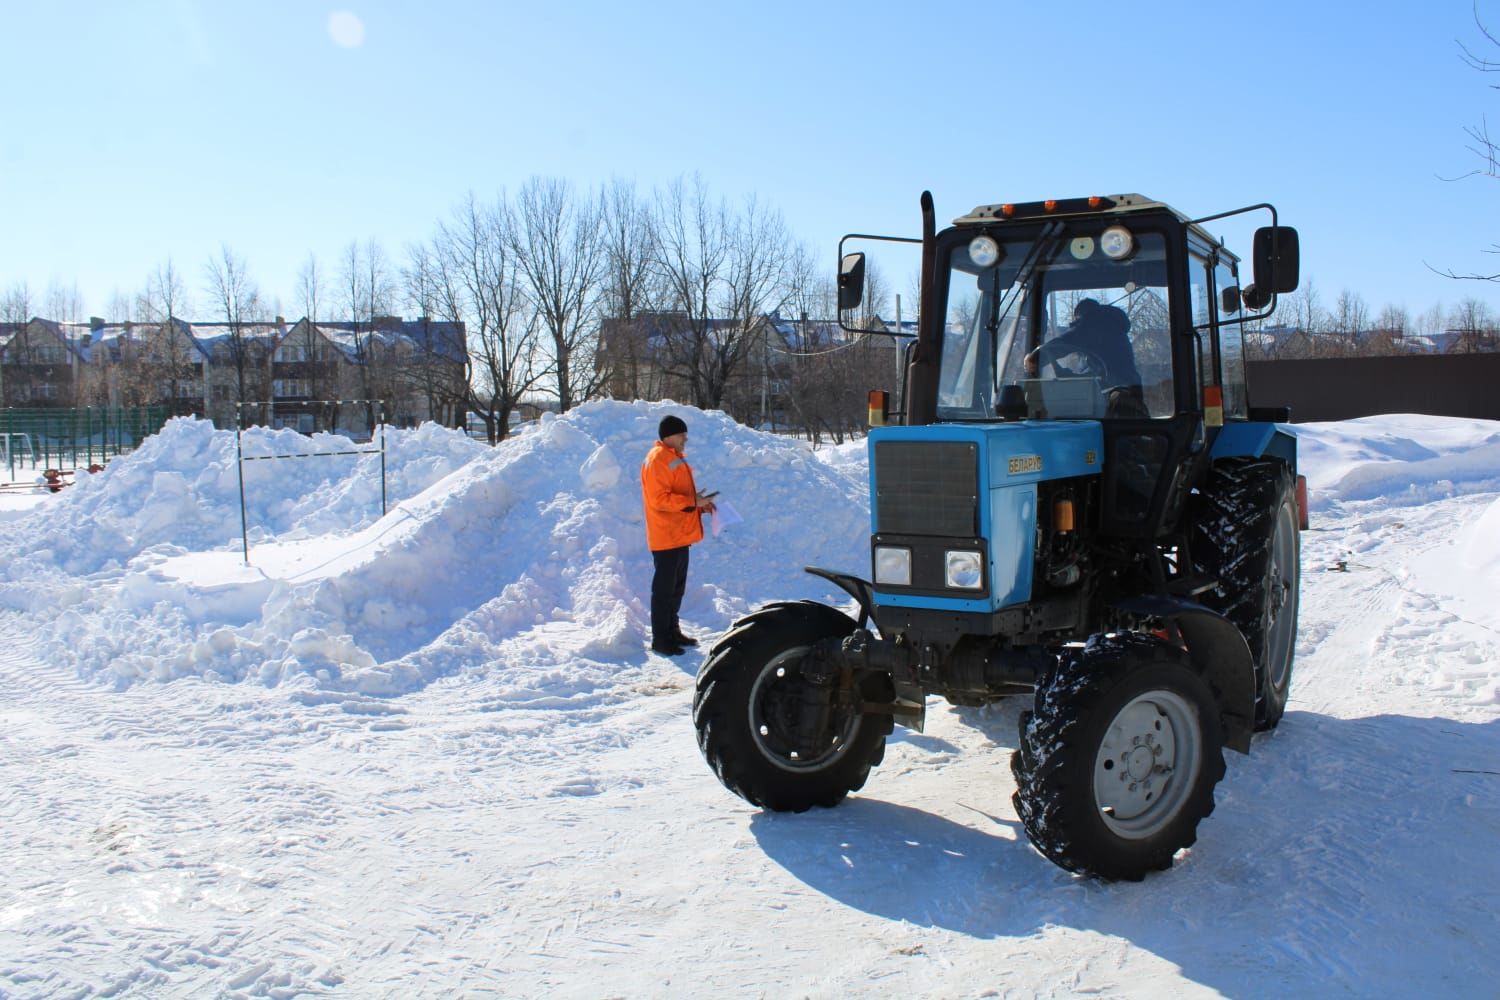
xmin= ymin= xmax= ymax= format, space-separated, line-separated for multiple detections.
xmin=894 ymin=294 xmax=903 ymax=414
xmin=760 ymin=320 xmax=770 ymax=429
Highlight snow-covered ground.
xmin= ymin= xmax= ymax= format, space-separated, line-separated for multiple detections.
xmin=1 ymin=404 xmax=1496 ymax=998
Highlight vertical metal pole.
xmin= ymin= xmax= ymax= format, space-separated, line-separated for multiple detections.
xmin=236 ymin=405 xmax=250 ymax=564
xmin=895 ymin=294 xmax=903 ymax=418
xmin=379 ymin=401 xmax=387 ymax=517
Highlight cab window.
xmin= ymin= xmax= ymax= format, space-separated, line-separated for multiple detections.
xmin=1214 ymin=258 xmax=1248 ymax=419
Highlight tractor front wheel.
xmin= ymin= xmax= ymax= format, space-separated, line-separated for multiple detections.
xmin=1011 ymin=634 xmax=1227 ymax=880
xmin=693 ymin=601 xmax=892 ymax=812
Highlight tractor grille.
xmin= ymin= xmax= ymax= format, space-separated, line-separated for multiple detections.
xmin=874 ymin=440 xmax=979 ymax=537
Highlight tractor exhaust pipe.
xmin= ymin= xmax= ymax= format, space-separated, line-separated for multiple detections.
xmin=904 ymin=191 xmax=940 ymax=426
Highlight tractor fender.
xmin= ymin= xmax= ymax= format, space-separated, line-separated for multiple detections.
xmin=1111 ymin=595 xmax=1257 ymax=754
xmin=804 ymin=566 xmax=876 ymax=632
xmin=1209 ymin=423 xmax=1297 ymax=473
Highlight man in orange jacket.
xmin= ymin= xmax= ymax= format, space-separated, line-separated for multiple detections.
xmin=641 ymin=414 xmax=716 ymax=656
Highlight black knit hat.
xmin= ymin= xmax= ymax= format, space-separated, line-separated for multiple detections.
xmin=658 ymin=414 xmax=688 ymax=439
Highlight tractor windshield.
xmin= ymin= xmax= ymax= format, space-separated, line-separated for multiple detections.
xmin=936 ymin=227 xmax=1174 ymax=421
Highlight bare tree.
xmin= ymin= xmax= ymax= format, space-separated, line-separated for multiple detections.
xmin=600 ymin=179 xmax=660 ymax=323
xmin=716 ymin=196 xmax=795 ymax=421
xmin=44 ymin=279 xmax=84 ymax=326
xmin=0 ymin=282 xmax=33 ymax=406
xmin=139 ymin=259 xmax=190 ymax=324
xmin=135 ymin=260 xmax=202 ymax=414
xmin=1373 ymin=302 xmax=1409 ymax=337
xmin=336 ymin=240 xmax=396 ymax=424
xmin=650 ymin=175 xmax=793 ymax=411
xmin=650 ymin=175 xmax=730 ymax=408
xmin=297 ymin=253 xmax=324 ymax=323
xmin=510 ymin=176 xmax=607 ymax=411
xmin=1448 ymin=297 xmax=1496 ymax=352
xmin=1414 ymin=301 xmax=1448 ymax=341
xmin=1362 ymin=303 xmax=1412 ymax=356
xmin=105 ymin=289 xmax=134 ymax=323
xmin=1273 ymin=278 xmax=1332 ymax=358
xmin=429 ymin=192 xmax=545 ymax=442
xmin=1435 ymin=5 xmax=1500 ymax=280
xmin=204 ymin=244 xmax=267 ymax=423
xmin=597 ymin=179 xmax=665 ymax=401
xmin=772 ymin=242 xmax=847 ymax=427
xmin=1 ymin=282 xmax=32 ymax=324
xmin=399 ymin=241 xmax=466 ymax=427
xmin=1329 ymin=289 xmax=1370 ymax=349
xmin=287 ymin=253 xmax=334 ymax=411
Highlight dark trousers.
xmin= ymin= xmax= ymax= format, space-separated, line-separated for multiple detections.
xmin=650 ymin=546 xmax=690 ymax=644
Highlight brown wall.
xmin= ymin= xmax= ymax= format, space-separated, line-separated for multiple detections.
xmin=1247 ymin=354 xmax=1500 ymax=423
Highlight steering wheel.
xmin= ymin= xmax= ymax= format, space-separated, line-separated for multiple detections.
xmin=1048 ymin=346 xmax=1108 ymax=380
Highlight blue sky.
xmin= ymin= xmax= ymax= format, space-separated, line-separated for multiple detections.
xmin=2 ymin=0 xmax=1496 ymax=324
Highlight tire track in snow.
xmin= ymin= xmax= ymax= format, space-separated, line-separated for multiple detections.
xmin=0 ymin=610 xmax=706 ymax=997
xmin=0 ymin=614 xmax=383 ymax=997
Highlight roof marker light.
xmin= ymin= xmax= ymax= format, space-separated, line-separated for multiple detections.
xmin=1044 ymin=200 xmax=1058 ymax=212
xmin=1001 ymin=204 xmax=1016 ymax=217
xmin=1088 ymin=196 xmax=1103 ymax=208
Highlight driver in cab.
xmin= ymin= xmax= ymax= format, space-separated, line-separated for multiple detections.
xmin=1023 ymin=297 xmax=1141 ymax=388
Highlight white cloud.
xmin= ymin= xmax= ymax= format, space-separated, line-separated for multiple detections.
xmin=327 ymin=10 xmax=365 ymax=48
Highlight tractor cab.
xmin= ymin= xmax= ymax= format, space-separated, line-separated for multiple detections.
xmin=841 ymin=193 xmax=1298 ymax=541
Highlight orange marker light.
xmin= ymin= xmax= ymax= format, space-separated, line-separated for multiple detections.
xmin=1203 ymin=385 xmax=1224 ymax=427
xmin=1044 ymin=199 xmax=1058 ymax=212
xmin=1001 ymin=204 xmax=1016 ymax=217
xmin=1055 ymin=498 xmax=1075 ymax=533
xmin=1088 ymin=196 xmax=1102 ymax=208
xmin=867 ymin=389 xmax=888 ymax=427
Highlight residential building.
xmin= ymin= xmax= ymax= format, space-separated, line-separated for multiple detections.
xmin=0 ymin=314 xmax=467 ymax=431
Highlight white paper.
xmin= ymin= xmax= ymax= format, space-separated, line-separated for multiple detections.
xmin=710 ymin=499 xmax=743 ymax=538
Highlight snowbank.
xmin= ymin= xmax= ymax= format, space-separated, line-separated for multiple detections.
xmin=1 ymin=402 xmax=870 ymax=694
xmin=1295 ymin=414 xmax=1500 ymax=506
xmin=4 ymin=408 xmax=1498 ymax=701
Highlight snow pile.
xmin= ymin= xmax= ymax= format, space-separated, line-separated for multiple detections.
xmin=0 ymin=417 xmax=489 ymax=576
xmin=1295 ymin=413 xmax=1500 ymax=507
xmin=1 ymin=401 xmax=870 ymax=694
xmin=3 ymin=407 xmax=1497 ymax=709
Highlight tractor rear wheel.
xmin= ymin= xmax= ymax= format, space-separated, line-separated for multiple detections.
xmin=1189 ymin=460 xmax=1300 ymax=730
xmin=1011 ymin=634 xmax=1226 ymax=880
xmin=693 ymin=601 xmax=892 ymax=812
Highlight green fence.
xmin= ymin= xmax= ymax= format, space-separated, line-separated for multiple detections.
xmin=2 ymin=406 xmax=171 ymax=479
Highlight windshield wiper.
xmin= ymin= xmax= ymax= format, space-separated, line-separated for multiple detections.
xmin=986 ymin=220 xmax=1064 ymax=384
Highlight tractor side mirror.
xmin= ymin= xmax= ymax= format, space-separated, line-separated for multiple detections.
xmin=838 ymin=253 xmax=866 ymax=312
xmin=1251 ymin=225 xmax=1299 ymax=296
xmin=836 ymin=235 xmax=921 ymax=335
xmin=1220 ymin=286 xmax=1241 ymax=315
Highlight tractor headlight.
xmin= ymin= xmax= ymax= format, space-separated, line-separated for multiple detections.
xmin=1100 ymin=225 xmax=1134 ymax=260
xmin=944 ymin=550 xmax=984 ymax=589
xmin=874 ymin=546 xmax=912 ymax=587
xmin=968 ymin=235 xmax=1001 ymax=268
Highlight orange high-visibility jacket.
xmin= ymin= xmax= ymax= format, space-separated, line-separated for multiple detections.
xmin=641 ymin=440 xmax=704 ymax=551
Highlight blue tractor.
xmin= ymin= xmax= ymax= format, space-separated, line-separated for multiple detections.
xmin=694 ymin=193 xmax=1306 ymax=880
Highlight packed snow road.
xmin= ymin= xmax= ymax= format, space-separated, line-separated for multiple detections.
xmin=1 ymin=406 xmax=1497 ymax=997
